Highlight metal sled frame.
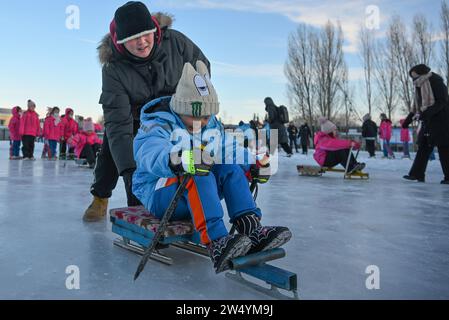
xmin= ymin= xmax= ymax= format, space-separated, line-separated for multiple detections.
xmin=111 ymin=216 xmax=299 ymax=300
xmin=298 ymin=146 xmax=369 ymax=180
xmin=75 ymin=159 xmax=90 ymax=167
xmin=297 ymin=165 xmax=369 ymax=180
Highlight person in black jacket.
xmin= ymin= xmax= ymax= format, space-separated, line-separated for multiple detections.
xmin=403 ymin=64 xmax=449 ymax=184
xmin=264 ymin=98 xmax=293 ymax=157
xmin=83 ymin=2 xmax=210 ymax=221
xmin=362 ymin=114 xmax=378 ymax=158
xmin=299 ymin=123 xmax=312 ymax=155
xmin=287 ymin=122 xmax=299 ymax=153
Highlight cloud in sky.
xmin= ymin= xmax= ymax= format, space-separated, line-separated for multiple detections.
xmin=157 ymin=0 xmax=394 ymax=54
xmin=211 ymin=60 xmax=286 ymax=82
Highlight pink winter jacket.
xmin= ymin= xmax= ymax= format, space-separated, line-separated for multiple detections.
xmin=313 ymin=131 xmax=360 ymax=167
xmin=43 ymin=115 xmax=62 ymax=141
xmin=19 ymin=109 xmax=40 ymax=137
xmin=60 ymin=108 xmax=78 ymax=140
xmin=68 ymin=131 xmax=103 ymax=158
xmin=379 ymin=120 xmax=392 ymax=140
xmin=8 ymin=107 xmax=21 ymax=141
xmin=399 ymin=119 xmax=410 ymax=142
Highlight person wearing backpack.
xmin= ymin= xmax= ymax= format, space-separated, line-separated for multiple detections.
xmin=264 ymin=97 xmax=293 ymax=157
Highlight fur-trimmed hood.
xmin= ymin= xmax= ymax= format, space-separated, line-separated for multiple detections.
xmin=98 ymin=12 xmax=174 ymax=65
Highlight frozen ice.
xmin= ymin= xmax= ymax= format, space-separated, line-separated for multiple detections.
xmin=0 ymin=141 xmax=448 ymax=299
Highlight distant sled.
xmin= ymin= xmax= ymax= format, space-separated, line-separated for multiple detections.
xmin=297 ymin=165 xmax=369 ymax=180
xmin=298 ymin=147 xmax=369 ymax=180
xmin=110 ymin=206 xmax=299 ymax=300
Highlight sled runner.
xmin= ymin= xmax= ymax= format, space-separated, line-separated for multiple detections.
xmin=75 ymin=159 xmax=88 ymax=166
xmin=110 ymin=205 xmax=299 ymax=300
xmin=298 ymin=147 xmax=369 ymax=179
xmin=297 ymin=165 xmax=369 ymax=179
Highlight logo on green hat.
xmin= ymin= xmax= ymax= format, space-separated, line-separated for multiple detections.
xmin=191 ymin=101 xmax=203 ymax=117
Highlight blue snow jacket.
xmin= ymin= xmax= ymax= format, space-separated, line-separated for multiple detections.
xmin=133 ymin=96 xmax=253 ymax=210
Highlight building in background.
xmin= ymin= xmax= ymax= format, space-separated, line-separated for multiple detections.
xmin=0 ymin=108 xmax=12 ymax=126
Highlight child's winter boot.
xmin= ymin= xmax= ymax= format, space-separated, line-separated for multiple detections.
xmin=207 ymin=234 xmax=252 ymax=273
xmin=234 ymin=214 xmax=292 ymax=254
xmin=83 ymin=196 xmax=108 ymax=222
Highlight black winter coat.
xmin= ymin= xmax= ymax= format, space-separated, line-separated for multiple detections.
xmin=409 ymin=73 xmax=449 ymax=147
xmin=362 ymin=120 xmax=377 ymax=138
xmin=287 ymin=125 xmax=298 ymax=138
xmin=265 ymin=99 xmax=288 ymax=144
xmin=97 ymin=14 xmax=209 ymax=175
xmin=299 ymin=124 xmax=312 ymax=141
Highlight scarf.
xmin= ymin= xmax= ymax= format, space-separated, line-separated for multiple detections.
xmin=413 ymin=72 xmax=435 ymax=112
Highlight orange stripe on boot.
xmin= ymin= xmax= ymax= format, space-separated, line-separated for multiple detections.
xmin=186 ymin=178 xmax=211 ymax=245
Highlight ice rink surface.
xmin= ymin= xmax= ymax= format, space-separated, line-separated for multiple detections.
xmin=0 ymin=141 xmax=448 ymax=300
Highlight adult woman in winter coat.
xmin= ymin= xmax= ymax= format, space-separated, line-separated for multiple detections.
xmin=82 ymin=2 xmax=210 ymax=222
xmin=403 ymin=64 xmax=449 ymax=184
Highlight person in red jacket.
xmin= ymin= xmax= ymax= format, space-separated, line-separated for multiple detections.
xmin=43 ymin=107 xmax=62 ymax=160
xmin=59 ymin=108 xmax=78 ymax=160
xmin=379 ymin=113 xmax=395 ymax=159
xmin=8 ymin=106 xmax=22 ymax=159
xmin=399 ymin=118 xmax=411 ymax=159
xmin=19 ymin=100 xmax=41 ymax=160
xmin=314 ymin=117 xmax=366 ymax=174
xmin=68 ymin=118 xmax=103 ymax=168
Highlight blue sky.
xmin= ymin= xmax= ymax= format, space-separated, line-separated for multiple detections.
xmin=0 ymin=0 xmax=442 ymax=123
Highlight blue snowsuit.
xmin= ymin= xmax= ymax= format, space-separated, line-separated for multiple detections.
xmin=133 ymin=97 xmax=262 ymax=245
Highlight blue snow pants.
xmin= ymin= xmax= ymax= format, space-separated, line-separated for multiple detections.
xmin=150 ymin=165 xmax=262 ymax=245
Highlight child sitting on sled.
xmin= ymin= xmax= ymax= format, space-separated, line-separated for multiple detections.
xmin=314 ymin=117 xmax=366 ymax=174
xmin=68 ymin=118 xmax=102 ymax=168
xmin=132 ymin=61 xmax=292 ymax=273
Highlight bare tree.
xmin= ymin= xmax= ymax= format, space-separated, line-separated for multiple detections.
xmin=313 ymin=21 xmax=346 ymax=120
xmin=440 ymin=0 xmax=449 ymax=89
xmin=338 ymin=63 xmax=352 ymax=133
xmin=412 ymin=14 xmax=434 ymax=66
xmin=97 ymin=115 xmax=104 ymax=126
xmin=388 ymin=16 xmax=417 ymax=113
xmin=358 ymin=26 xmax=376 ymax=116
xmin=373 ymin=39 xmax=399 ymax=120
xmin=285 ymin=24 xmax=317 ymax=126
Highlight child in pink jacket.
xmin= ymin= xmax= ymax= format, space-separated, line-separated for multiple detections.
xmin=8 ymin=106 xmax=22 ymax=159
xmin=314 ymin=117 xmax=365 ymax=174
xmin=379 ymin=113 xmax=395 ymax=159
xmin=59 ymin=108 xmax=78 ymax=160
xmin=42 ymin=107 xmax=62 ymax=160
xmin=68 ymin=118 xmax=102 ymax=168
xmin=19 ymin=100 xmax=41 ymax=160
xmin=399 ymin=118 xmax=411 ymax=159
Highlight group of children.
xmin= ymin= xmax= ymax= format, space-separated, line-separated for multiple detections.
xmin=8 ymin=100 xmax=103 ymax=167
xmin=363 ymin=113 xmax=418 ymax=160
